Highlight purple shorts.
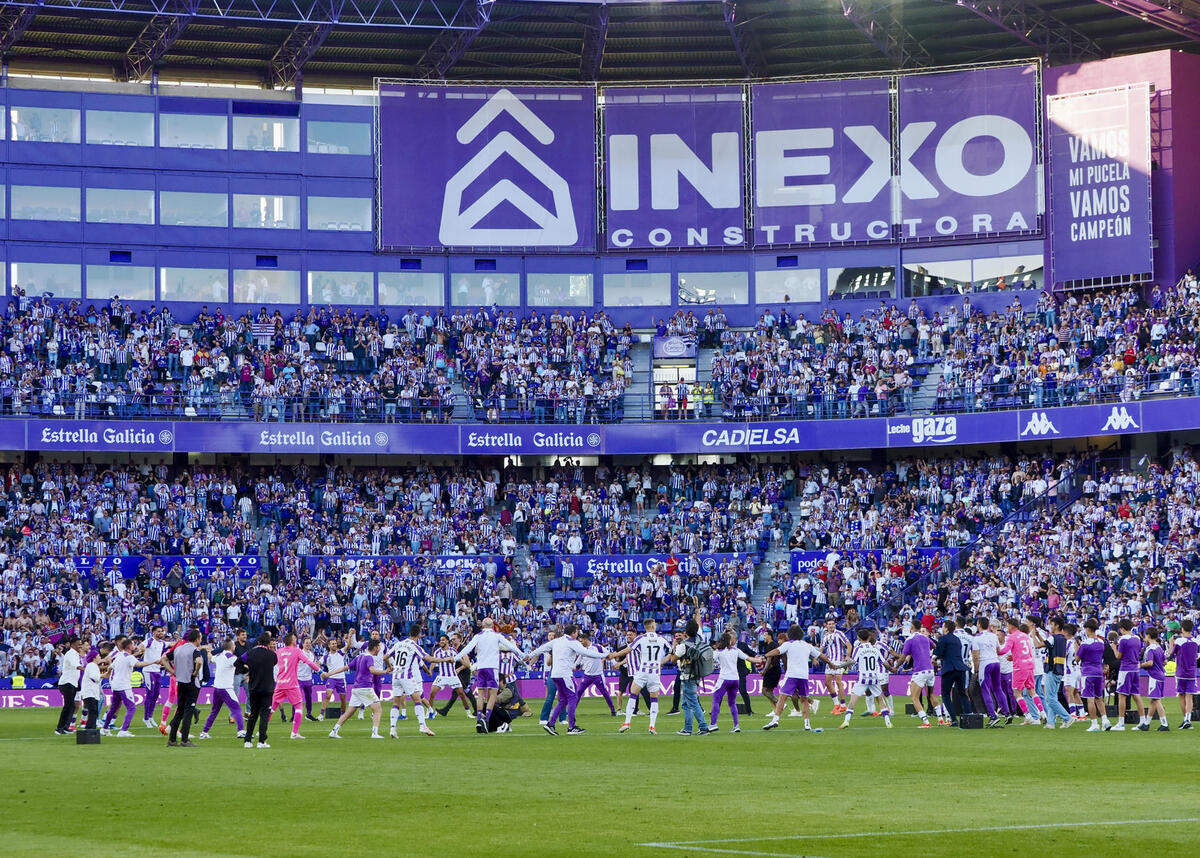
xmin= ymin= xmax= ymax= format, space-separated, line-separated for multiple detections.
xmin=1145 ymin=677 xmax=1165 ymax=700
xmin=1176 ymin=677 xmax=1198 ymax=695
xmin=1116 ymin=670 xmax=1140 ymax=696
xmin=327 ymin=678 xmax=346 ymax=693
xmin=779 ymin=677 xmax=807 ymax=697
xmin=1081 ymin=674 xmax=1104 ymax=699
xmin=475 ymin=668 xmax=498 ymax=690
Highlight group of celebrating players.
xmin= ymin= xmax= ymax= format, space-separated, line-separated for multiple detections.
xmin=53 ymin=609 xmax=1200 ymax=744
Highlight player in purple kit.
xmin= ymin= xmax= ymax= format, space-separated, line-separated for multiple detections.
xmin=1077 ymin=619 xmax=1111 ymax=732
xmin=102 ymin=638 xmax=161 ymax=737
xmin=200 ymin=638 xmax=246 ymax=739
xmin=761 ymin=624 xmax=838 ymax=732
xmin=140 ymin=626 xmax=168 ymax=729
xmin=1166 ymin=619 xmax=1197 ymax=729
xmin=525 ymin=624 xmax=606 ymax=735
xmin=971 ymin=618 xmax=1009 ymax=728
xmin=898 ymin=621 xmax=937 ymax=728
xmin=326 ymin=640 xmax=389 ymax=739
xmin=709 ymin=631 xmax=762 ymax=733
xmin=1139 ymin=627 xmax=1169 ymax=731
xmin=1109 ymin=619 xmax=1146 ymax=732
xmin=574 ymin=631 xmax=617 ymax=717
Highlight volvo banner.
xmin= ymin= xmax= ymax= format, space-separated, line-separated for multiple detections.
xmin=378 ymin=83 xmax=597 ymax=251
xmin=1047 ymin=83 xmax=1153 ymax=284
xmin=603 ymin=85 xmax=746 ymax=249
xmin=896 ymin=65 xmax=1040 ymax=241
xmin=750 ymin=77 xmax=893 ymax=247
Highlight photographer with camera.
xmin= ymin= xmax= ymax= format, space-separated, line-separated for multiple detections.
xmin=668 ymin=616 xmax=714 ymax=736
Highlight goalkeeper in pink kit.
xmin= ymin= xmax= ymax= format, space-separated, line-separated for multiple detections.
xmin=999 ymin=619 xmax=1045 ymax=724
xmin=270 ymin=633 xmax=323 ymax=739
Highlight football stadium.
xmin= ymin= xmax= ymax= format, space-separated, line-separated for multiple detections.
xmin=1 ymin=0 xmax=1200 ymax=854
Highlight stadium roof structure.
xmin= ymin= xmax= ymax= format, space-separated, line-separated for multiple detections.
xmin=0 ymin=0 xmax=1196 ymax=91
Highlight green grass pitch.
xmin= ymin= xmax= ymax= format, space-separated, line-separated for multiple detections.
xmin=2 ymin=699 xmax=1197 ymax=857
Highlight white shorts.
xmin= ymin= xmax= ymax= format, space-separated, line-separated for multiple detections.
xmin=853 ymin=678 xmax=883 ymax=698
xmin=350 ymin=687 xmax=379 ymax=708
xmin=824 ymin=668 xmax=844 ymax=678
xmin=1065 ymin=672 xmax=1082 ymax=691
xmin=911 ymin=670 xmax=935 ymax=688
xmin=633 ymin=672 xmax=665 ymax=695
xmin=391 ymin=678 xmax=422 ymax=697
xmin=432 ymin=675 xmax=463 ymax=690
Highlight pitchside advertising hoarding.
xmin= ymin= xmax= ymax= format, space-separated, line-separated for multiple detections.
xmin=3 ymin=400 xmax=1193 ymax=455
xmin=555 ymin=553 xmax=742 ymax=578
xmin=377 ymin=83 xmax=597 ymax=251
xmin=376 ymin=64 xmax=1042 ymax=252
xmin=1047 ymin=83 xmax=1153 ymax=284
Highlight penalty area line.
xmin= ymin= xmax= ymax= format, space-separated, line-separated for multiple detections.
xmin=637 ymin=817 xmax=1200 ymax=854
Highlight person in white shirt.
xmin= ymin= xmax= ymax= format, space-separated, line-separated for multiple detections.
xmin=525 ymin=624 xmax=605 ymax=735
xmin=608 ymin=618 xmax=670 ymax=734
xmin=709 ymin=631 xmax=763 ymax=733
xmin=761 ymin=624 xmax=838 ymax=732
xmin=55 ymin=637 xmax=84 ymax=735
xmin=573 ymin=631 xmax=617 ymax=717
xmin=455 ymin=618 xmax=527 ymax=733
xmin=199 ymin=638 xmax=246 ymax=740
xmin=141 ymin=626 xmax=168 ymax=729
xmin=103 ymin=638 xmax=160 ymax=737
xmin=79 ymin=643 xmax=112 ymax=731
xmin=971 ymin=618 xmax=1011 ymax=726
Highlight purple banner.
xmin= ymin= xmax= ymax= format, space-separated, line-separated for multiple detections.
xmin=461 ymin=425 xmax=605 ymax=456
xmin=653 ymin=335 xmax=698 ymax=359
xmin=1048 ymin=83 xmax=1153 ymax=284
xmin=789 ymin=548 xmax=942 ymax=575
xmin=885 ymin=412 xmax=1019 ymax=447
xmin=604 ymin=85 xmax=745 ymax=249
xmin=556 ymin=553 xmax=743 ymax=578
xmin=897 ymin=65 xmax=1040 ymax=241
xmin=751 ymin=77 xmax=893 ymax=246
xmin=378 ymin=83 xmax=596 ymax=251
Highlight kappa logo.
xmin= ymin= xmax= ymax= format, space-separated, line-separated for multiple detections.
xmin=1101 ymin=405 xmax=1140 ymax=431
xmin=1019 ymin=411 xmax=1059 ymax=437
xmin=440 ymin=89 xmax=577 ymax=246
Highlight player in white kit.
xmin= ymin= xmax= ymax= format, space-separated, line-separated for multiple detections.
xmin=609 ymin=619 xmax=669 ymax=734
xmin=386 ymin=624 xmax=450 ymax=737
xmin=839 ymin=629 xmax=893 ymax=728
xmin=428 ymin=633 xmax=475 ymax=717
xmin=455 ymin=618 xmax=527 ymax=733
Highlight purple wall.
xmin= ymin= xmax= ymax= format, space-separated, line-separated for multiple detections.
xmin=1045 ymin=50 xmax=1200 ymax=288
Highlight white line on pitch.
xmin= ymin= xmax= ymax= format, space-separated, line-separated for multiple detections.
xmin=638 ymin=816 xmax=1200 ymax=851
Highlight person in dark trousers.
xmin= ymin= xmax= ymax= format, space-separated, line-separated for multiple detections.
xmin=735 ymin=630 xmax=754 ymax=715
xmin=55 ymin=637 xmax=83 ymax=735
xmin=666 ymin=630 xmax=685 ymax=715
xmin=934 ymin=619 xmax=971 ymax=725
xmin=241 ymin=632 xmax=278 ymax=748
xmin=167 ymin=629 xmax=203 ymax=747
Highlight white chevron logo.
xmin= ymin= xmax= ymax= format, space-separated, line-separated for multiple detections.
xmin=439 ymin=89 xmax=577 ymax=246
xmin=1020 ymin=411 xmax=1059 ymax=437
xmin=1101 ymin=406 xmax=1140 ymax=431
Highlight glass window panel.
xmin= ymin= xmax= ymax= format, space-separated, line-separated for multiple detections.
xmin=159 ymin=191 xmax=228 ymax=227
xmin=307 ymin=196 xmax=371 ymax=232
xmin=160 ymin=113 xmax=227 ymax=150
xmin=450 ymin=273 xmax=520 ymax=306
xmin=902 ymin=260 xmax=972 ymax=297
xmin=86 ymin=187 xmax=154 ymax=225
xmin=233 ymin=194 xmax=299 ymax=230
xmin=161 ymin=267 xmax=229 ymax=303
xmin=233 ymin=116 xmax=300 ymax=152
xmin=527 ymin=273 xmax=593 ymax=307
xmin=10 ymin=106 xmax=80 ymax=143
xmin=11 ymin=185 xmax=81 ymax=221
xmin=971 ymin=255 xmax=1044 ymax=292
xmin=308 ymin=270 xmax=373 ymax=305
xmin=827 ymin=266 xmax=895 ymax=298
xmin=378 ymin=272 xmax=443 ymax=306
xmin=678 ymin=271 xmax=748 ymax=306
xmin=306 ymin=120 xmax=371 ymax=155
xmin=86 ymin=265 xmax=154 ymax=301
xmin=85 ymin=110 xmax=153 ymax=146
xmin=603 ymin=272 xmax=670 ymax=307
xmin=754 ymin=269 xmax=821 ymax=304
xmin=233 ymin=269 xmax=299 ymax=304
xmin=11 ymin=261 xmax=81 ymax=298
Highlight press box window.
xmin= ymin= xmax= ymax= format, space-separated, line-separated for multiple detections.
xmin=233 ymin=269 xmax=299 ymax=304
xmin=307 ymin=196 xmax=371 ymax=232
xmin=85 ymin=110 xmax=154 ymax=147
xmin=233 ymin=116 xmax=300 ymax=152
xmin=11 ymin=186 xmax=81 ymax=222
xmin=11 ymin=107 xmax=80 ymax=143
xmin=233 ymin=194 xmax=299 ymax=230
xmin=87 ymin=264 xmax=154 ymax=301
xmin=11 ymin=261 xmax=82 ymax=298
xmin=527 ymin=274 xmax=593 ymax=307
xmin=159 ymin=191 xmax=228 ymax=227
xmin=308 ymin=271 xmax=373 ymax=305
xmin=306 ymin=120 xmax=371 ymax=155
xmin=86 ymin=188 xmax=155 ymax=225
xmin=603 ymin=272 xmax=670 ymax=307
xmin=378 ymin=272 xmax=443 ymax=306
xmin=162 ymin=267 xmax=229 ymax=303
xmin=160 ymin=113 xmax=227 ymax=150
